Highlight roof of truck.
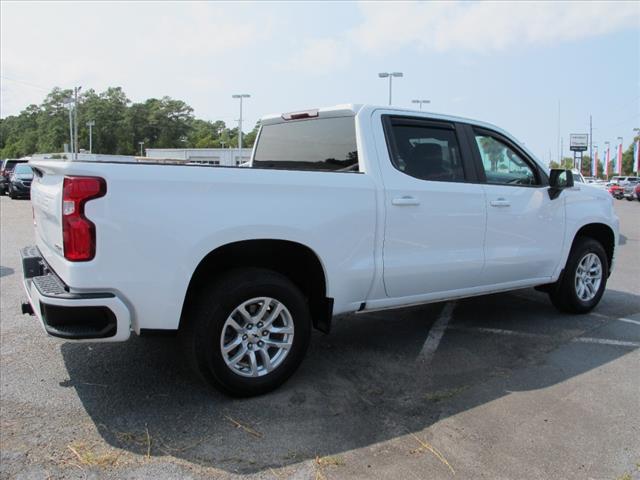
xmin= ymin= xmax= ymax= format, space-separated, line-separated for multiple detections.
xmin=259 ymin=104 xmax=541 ymax=168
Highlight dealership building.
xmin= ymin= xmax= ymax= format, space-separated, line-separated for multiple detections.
xmin=144 ymin=148 xmax=253 ymax=166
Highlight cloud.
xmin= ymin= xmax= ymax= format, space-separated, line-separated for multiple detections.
xmin=350 ymin=1 xmax=640 ymax=54
xmin=279 ymin=38 xmax=351 ymax=73
xmin=0 ymin=2 xmax=275 ymax=116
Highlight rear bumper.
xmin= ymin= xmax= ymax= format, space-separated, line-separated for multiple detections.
xmin=20 ymin=246 xmax=131 ymax=341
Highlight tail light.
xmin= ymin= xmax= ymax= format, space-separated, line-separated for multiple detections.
xmin=62 ymin=176 xmax=106 ymax=261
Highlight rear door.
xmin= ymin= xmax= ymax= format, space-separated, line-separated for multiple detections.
xmin=467 ymin=126 xmax=565 ymax=285
xmin=380 ymin=116 xmax=486 ymax=298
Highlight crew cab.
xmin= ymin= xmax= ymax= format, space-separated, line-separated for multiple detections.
xmin=22 ymin=105 xmax=619 ymax=396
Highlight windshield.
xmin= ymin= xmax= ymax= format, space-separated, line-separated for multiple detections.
xmin=13 ymin=164 xmax=32 ymax=175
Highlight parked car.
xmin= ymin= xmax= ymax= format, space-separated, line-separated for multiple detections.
xmin=623 ymin=180 xmax=640 ymax=201
xmin=0 ymin=158 xmax=28 ymax=195
xmin=21 ymin=104 xmax=619 ymax=396
xmin=610 ymin=176 xmax=639 ymax=185
xmin=7 ymin=164 xmax=33 ymax=199
xmin=609 ymin=183 xmax=625 ymax=199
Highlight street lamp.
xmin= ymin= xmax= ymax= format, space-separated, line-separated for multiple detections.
xmin=138 ymin=141 xmax=145 ymax=156
xmin=86 ymin=120 xmax=95 ymax=154
xmin=411 ymin=99 xmax=430 ymax=110
xmin=378 ymin=72 xmax=403 ymax=106
xmin=232 ymin=94 xmax=250 ymax=152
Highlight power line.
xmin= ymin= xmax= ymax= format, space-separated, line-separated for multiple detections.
xmin=0 ymin=75 xmax=50 ymax=91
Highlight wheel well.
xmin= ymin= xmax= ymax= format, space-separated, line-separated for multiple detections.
xmin=180 ymin=240 xmax=332 ymax=333
xmin=574 ymin=223 xmax=615 ymax=269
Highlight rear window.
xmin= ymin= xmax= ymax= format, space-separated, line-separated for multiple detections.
xmin=253 ymin=117 xmax=359 ymax=172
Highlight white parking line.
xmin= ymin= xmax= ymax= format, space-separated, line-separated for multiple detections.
xmin=572 ymin=337 xmax=640 ymax=347
xmin=586 ymin=312 xmax=640 ymax=326
xmin=419 ymin=302 xmax=455 ymax=363
xmin=449 ymin=326 xmax=640 ymax=348
xmin=616 ymin=317 xmax=640 ymax=326
xmin=448 ymin=326 xmax=549 ymax=340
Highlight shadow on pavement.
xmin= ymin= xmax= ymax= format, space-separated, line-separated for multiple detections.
xmin=60 ymin=289 xmax=640 ymax=474
xmin=0 ymin=266 xmax=15 ymax=278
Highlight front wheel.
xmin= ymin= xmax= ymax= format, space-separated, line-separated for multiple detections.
xmin=182 ymin=268 xmax=311 ymax=397
xmin=548 ymin=237 xmax=608 ymax=314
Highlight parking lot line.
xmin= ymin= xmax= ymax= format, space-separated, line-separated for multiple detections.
xmin=615 ymin=317 xmax=640 ymax=326
xmin=418 ymin=301 xmax=455 ymax=362
xmin=449 ymin=326 xmax=640 ymax=348
xmin=572 ymin=337 xmax=640 ymax=348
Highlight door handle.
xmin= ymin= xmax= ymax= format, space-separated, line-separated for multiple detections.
xmin=392 ymin=196 xmax=420 ymax=206
xmin=490 ymin=198 xmax=511 ymax=207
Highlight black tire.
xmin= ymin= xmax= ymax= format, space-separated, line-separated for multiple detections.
xmin=181 ymin=268 xmax=311 ymax=397
xmin=8 ymin=186 xmax=15 ymax=199
xmin=548 ymin=237 xmax=608 ymax=314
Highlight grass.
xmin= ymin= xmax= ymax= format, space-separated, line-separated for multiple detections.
xmin=314 ymin=454 xmax=345 ymax=479
xmin=425 ymin=386 xmax=468 ymax=403
xmin=67 ymin=441 xmax=121 ymax=468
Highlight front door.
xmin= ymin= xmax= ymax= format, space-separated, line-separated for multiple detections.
xmin=471 ymin=128 xmax=565 ymax=285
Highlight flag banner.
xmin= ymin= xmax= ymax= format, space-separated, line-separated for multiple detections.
xmin=634 ymin=140 xmax=639 ymax=172
xmin=605 ymin=147 xmax=610 ymax=176
xmin=616 ymin=143 xmax=623 ymax=175
xmin=592 ymin=147 xmax=598 ymax=177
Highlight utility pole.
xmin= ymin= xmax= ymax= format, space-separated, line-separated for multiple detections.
xmin=87 ymin=120 xmax=95 ymax=154
xmin=73 ymin=86 xmax=81 ymax=160
xmin=589 ymin=115 xmax=598 ymax=168
xmin=557 ymin=100 xmax=561 ymax=164
xmin=232 ymin=94 xmax=250 ymax=153
xmin=62 ymin=96 xmax=75 ymax=157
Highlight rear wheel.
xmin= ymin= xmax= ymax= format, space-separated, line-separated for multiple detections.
xmin=548 ymin=237 xmax=608 ymax=314
xmin=182 ymin=268 xmax=311 ymax=397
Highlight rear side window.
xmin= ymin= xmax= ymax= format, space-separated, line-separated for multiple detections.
xmin=386 ymin=123 xmax=465 ymax=182
xmin=253 ymin=117 xmax=358 ymax=172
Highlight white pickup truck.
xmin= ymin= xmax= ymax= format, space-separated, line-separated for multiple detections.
xmin=22 ymin=104 xmax=619 ymax=396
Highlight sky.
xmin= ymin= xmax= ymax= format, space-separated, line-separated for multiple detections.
xmin=1 ymin=1 xmax=639 ymax=165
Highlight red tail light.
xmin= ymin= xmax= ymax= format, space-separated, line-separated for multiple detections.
xmin=62 ymin=176 xmax=106 ymax=261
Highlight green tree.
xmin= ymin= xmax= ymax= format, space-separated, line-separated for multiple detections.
xmin=0 ymin=86 xmax=260 ymax=158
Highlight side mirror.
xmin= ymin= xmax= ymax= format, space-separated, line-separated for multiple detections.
xmin=548 ymin=169 xmax=574 ymax=200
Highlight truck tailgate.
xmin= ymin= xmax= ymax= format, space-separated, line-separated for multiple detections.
xmin=30 ymin=165 xmax=65 ymax=261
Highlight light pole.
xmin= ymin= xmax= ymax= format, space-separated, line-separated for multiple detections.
xmin=86 ymin=120 xmax=95 ymax=154
xmin=411 ymin=99 xmax=430 ymax=110
xmin=232 ymin=94 xmax=250 ymax=152
xmin=138 ymin=141 xmax=145 ymax=156
xmin=378 ymin=72 xmax=403 ymax=105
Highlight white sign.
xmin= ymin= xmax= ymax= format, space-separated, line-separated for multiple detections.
xmin=570 ymin=134 xmax=589 ymax=151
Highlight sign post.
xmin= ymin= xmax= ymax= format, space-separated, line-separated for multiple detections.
xmin=570 ymin=133 xmax=588 ymax=173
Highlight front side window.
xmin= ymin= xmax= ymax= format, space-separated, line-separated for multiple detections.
xmin=253 ymin=116 xmax=358 ymax=172
xmin=474 ymin=134 xmax=538 ymax=186
xmin=387 ymin=124 xmax=465 ymax=182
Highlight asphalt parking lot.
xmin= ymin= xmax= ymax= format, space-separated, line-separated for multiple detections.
xmin=1 ymin=195 xmax=638 ymax=480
